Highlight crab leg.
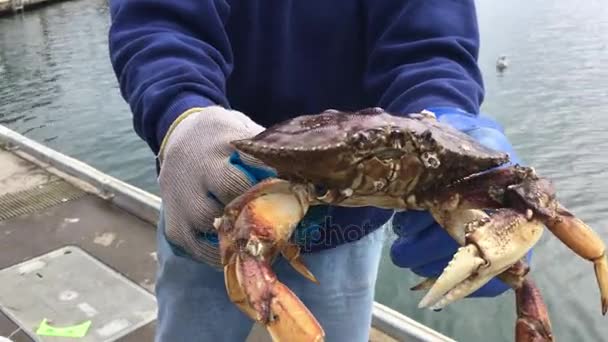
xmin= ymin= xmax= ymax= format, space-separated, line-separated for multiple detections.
xmin=542 ymin=204 xmax=608 ymax=315
xmin=419 ymin=209 xmax=544 ymax=309
xmin=515 ymin=278 xmax=554 ymax=342
xmin=505 ymin=173 xmax=608 ymax=315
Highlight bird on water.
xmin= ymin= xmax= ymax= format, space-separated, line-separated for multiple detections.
xmin=496 ymin=55 xmax=509 ymax=72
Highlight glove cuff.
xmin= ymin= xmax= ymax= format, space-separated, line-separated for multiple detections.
xmin=158 ymin=107 xmax=207 ymax=163
xmin=157 ymin=106 xmax=265 ymax=166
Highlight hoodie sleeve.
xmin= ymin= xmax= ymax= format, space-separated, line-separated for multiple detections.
xmin=108 ymin=0 xmax=233 ymax=154
xmin=363 ymin=0 xmax=485 ymax=116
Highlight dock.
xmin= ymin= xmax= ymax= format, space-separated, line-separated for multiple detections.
xmin=0 ymin=124 xmax=455 ymax=342
xmin=0 ymin=0 xmax=66 ymax=16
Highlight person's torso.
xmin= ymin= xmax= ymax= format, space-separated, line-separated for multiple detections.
xmin=224 ymin=1 xmax=393 ymax=249
xmin=225 ymin=0 xmax=371 ymax=127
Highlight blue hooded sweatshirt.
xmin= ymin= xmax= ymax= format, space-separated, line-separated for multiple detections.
xmin=108 ymin=0 xmax=485 ymax=252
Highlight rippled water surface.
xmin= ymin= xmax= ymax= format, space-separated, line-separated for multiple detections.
xmin=1 ymin=1 xmax=607 ymax=341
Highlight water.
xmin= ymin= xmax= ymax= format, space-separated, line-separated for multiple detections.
xmin=1 ymin=1 xmax=607 ymax=340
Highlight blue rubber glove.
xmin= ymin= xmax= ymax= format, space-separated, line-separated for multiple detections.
xmin=229 ymin=151 xmax=277 ymax=183
xmin=390 ymin=107 xmax=533 ymax=297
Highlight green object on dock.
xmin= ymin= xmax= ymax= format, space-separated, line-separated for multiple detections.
xmin=36 ymin=318 xmax=92 ymax=338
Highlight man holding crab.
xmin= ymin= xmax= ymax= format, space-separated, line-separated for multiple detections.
xmin=108 ymin=0 xmax=533 ymax=340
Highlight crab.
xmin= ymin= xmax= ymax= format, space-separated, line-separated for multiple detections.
xmin=212 ymin=107 xmax=608 ymax=342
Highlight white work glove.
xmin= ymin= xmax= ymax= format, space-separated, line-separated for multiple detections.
xmin=157 ymin=106 xmax=274 ymax=268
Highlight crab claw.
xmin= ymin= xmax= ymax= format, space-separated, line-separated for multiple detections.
xmin=224 ymin=249 xmax=325 ymax=341
xmin=410 ymin=277 xmax=437 ymax=291
xmin=266 ymin=282 xmax=325 ymax=342
xmin=419 ymin=209 xmax=544 ymax=310
xmin=427 ymin=207 xmax=532 ymax=291
xmin=281 ymin=243 xmax=319 ymax=284
xmin=214 ymin=178 xmax=324 ymax=341
xmin=224 ymin=255 xmax=259 ymax=320
xmin=417 ymin=244 xmax=486 ymax=309
xmin=234 ymin=252 xmax=324 ymax=341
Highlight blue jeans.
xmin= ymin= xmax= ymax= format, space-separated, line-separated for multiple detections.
xmin=154 ymin=209 xmax=386 ymax=342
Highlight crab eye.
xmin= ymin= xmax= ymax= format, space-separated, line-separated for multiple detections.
xmin=314 ymin=184 xmax=329 ymax=196
xmin=355 ymin=130 xmax=382 ymax=147
xmin=350 ymin=132 xmax=369 ymax=149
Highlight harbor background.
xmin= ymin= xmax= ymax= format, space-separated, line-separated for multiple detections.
xmin=1 ymin=0 xmax=607 ymax=340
